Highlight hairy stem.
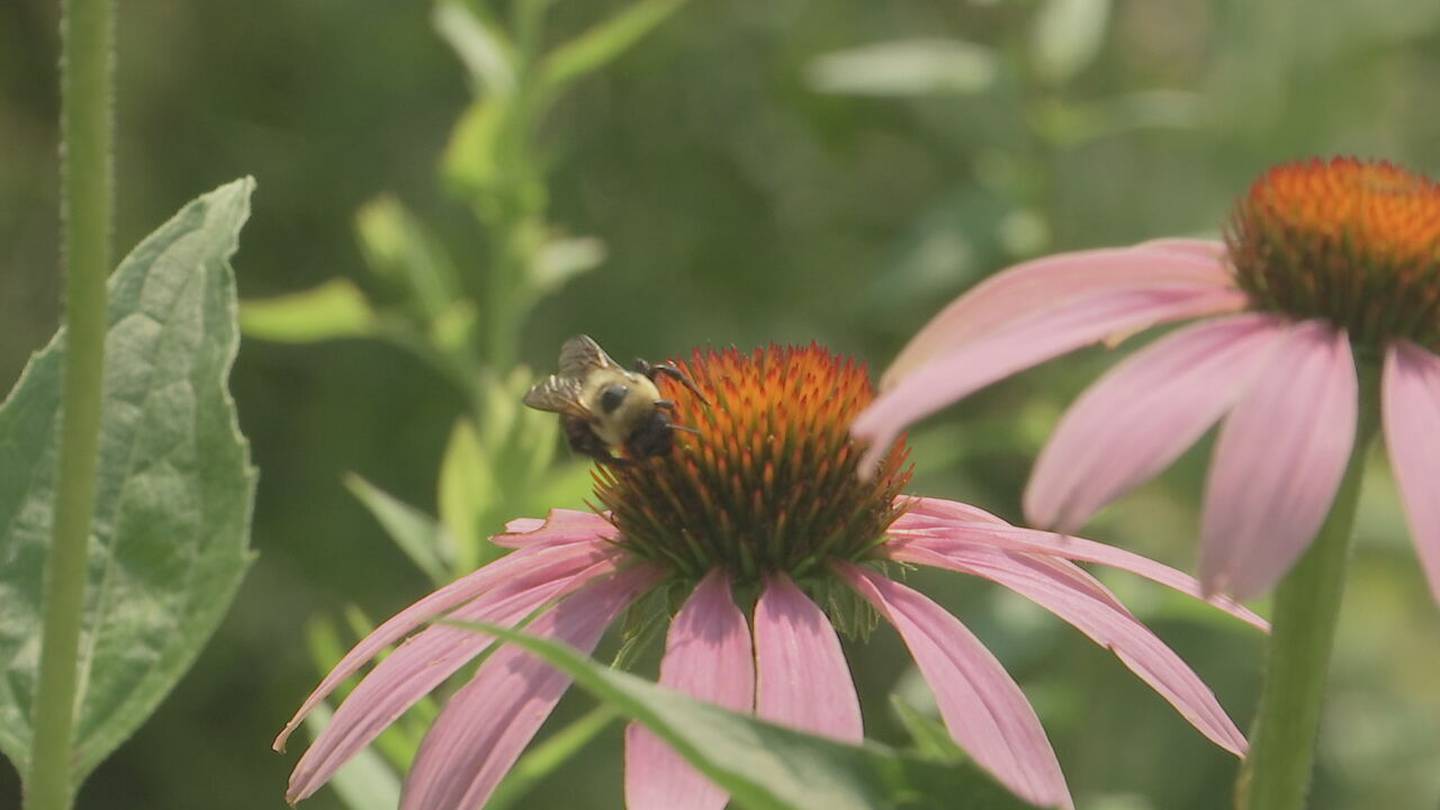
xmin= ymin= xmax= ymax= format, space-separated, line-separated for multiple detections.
xmin=1236 ymin=368 xmax=1381 ymax=810
xmin=25 ymin=0 xmax=114 ymax=807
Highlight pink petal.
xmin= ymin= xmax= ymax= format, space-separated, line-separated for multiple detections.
xmin=836 ymin=562 xmax=1073 ymax=810
xmin=753 ymin=573 xmax=862 ymax=742
xmin=496 ymin=508 xmax=616 ymax=548
xmin=881 ymin=243 xmax=1236 ymax=389
xmin=285 ymin=554 xmax=616 ymax=802
xmin=1200 ymin=320 xmax=1358 ymax=599
xmin=896 ymin=495 xmax=1009 ymax=527
xmin=1383 ymin=341 xmax=1440 ymax=603
xmin=889 ymin=543 xmax=1247 ymax=755
xmin=399 ymin=564 xmax=663 ymax=810
xmin=1135 ymin=238 xmax=1228 ymax=261
xmin=274 ymin=536 xmax=613 ymax=751
xmin=854 ymin=284 xmax=1249 ymax=473
xmin=625 ymin=569 xmax=755 ymax=810
xmin=887 ymin=501 xmax=1267 ymax=630
xmin=1025 ymin=314 xmax=1286 ymax=532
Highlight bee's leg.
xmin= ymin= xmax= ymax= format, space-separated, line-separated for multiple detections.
xmin=635 ymin=359 xmax=709 ymax=405
xmin=565 ymin=418 xmax=631 ymax=466
xmin=654 ymin=399 xmax=676 ymax=411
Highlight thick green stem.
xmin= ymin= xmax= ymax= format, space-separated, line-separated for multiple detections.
xmin=25 ymin=0 xmax=114 ymax=808
xmin=1237 ymin=369 xmax=1381 ymax=810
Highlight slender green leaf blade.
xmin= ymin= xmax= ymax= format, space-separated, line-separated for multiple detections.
xmin=438 ymin=418 xmax=499 ymax=573
xmin=343 ymin=474 xmax=451 ymax=584
xmin=0 ymin=178 xmax=258 ymax=780
xmin=540 ymin=0 xmax=685 ymax=90
xmin=455 ymin=622 xmax=1049 ymax=810
xmin=487 ymin=706 xmax=618 ymax=810
xmin=239 ymin=278 xmax=376 ymax=343
xmin=303 ymin=704 xmax=402 ymax=810
xmin=890 ymin=694 xmax=966 ymax=764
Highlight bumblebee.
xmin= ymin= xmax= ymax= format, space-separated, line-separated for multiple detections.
xmin=523 ymin=335 xmax=706 ymax=465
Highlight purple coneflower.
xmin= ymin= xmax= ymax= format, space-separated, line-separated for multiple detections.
xmin=277 ymin=344 xmax=1261 ymax=810
xmin=855 ymin=157 xmax=1440 ymax=601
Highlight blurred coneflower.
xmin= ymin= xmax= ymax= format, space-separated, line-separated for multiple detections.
xmin=855 ymin=157 xmax=1440 ymax=603
xmin=276 ymin=344 xmax=1261 ymax=810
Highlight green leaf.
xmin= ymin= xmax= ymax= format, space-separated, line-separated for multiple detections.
xmin=807 ymin=39 xmax=997 ymax=97
xmin=303 ymin=704 xmax=402 ymax=810
xmin=889 ymin=694 xmax=966 ymax=765
xmin=441 ymin=99 xmax=508 ymax=198
xmin=532 ymin=235 xmax=606 ymax=296
xmin=343 ymin=474 xmax=452 ymax=584
xmin=487 ymin=706 xmax=618 ymax=810
xmin=0 ymin=178 xmax=257 ymax=780
xmin=239 ymin=278 xmax=375 ymax=343
xmin=433 ymin=0 xmax=515 ymax=97
xmin=355 ymin=195 xmax=460 ymax=319
xmin=438 ymin=418 xmax=499 ymax=572
xmin=1030 ymin=0 xmax=1111 ymax=86
xmin=454 ymin=621 xmax=1048 ymax=810
xmin=539 ymin=0 xmax=686 ymax=90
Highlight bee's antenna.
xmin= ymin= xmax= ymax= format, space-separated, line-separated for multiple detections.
xmin=670 ymin=424 xmax=702 ymax=435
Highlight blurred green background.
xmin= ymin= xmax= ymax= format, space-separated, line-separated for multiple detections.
xmin=3 ymin=0 xmax=1439 ymax=808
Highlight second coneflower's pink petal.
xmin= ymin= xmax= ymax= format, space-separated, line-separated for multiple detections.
xmin=887 ymin=501 xmax=1267 ymax=631
xmin=496 ymin=508 xmax=617 ymax=548
xmin=274 ymin=536 xmax=614 ymax=751
xmin=881 ymin=243 xmax=1236 ymax=389
xmin=1200 ymin=320 xmax=1359 ymax=599
xmin=399 ymin=564 xmax=662 ymax=810
xmin=854 ymin=283 xmax=1250 ymax=473
xmin=285 ymin=554 xmax=616 ymax=803
xmin=1135 ymin=238 xmax=1228 ymax=261
xmin=836 ymin=562 xmax=1074 ymax=810
xmin=753 ymin=573 xmax=863 ymax=742
xmin=1383 ymin=341 xmax=1440 ymax=603
xmin=889 ymin=543 xmax=1247 ymax=756
xmin=1025 ymin=314 xmax=1286 ymax=533
xmin=626 ymin=569 xmax=754 ymax=810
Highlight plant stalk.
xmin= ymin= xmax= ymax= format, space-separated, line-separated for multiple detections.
xmin=25 ymin=0 xmax=114 ymax=807
xmin=1236 ymin=368 xmax=1381 ymax=810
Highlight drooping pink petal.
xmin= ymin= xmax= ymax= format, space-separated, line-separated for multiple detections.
xmin=1383 ymin=341 xmax=1440 ymax=603
xmin=881 ymin=243 xmax=1237 ymax=389
xmin=285 ymin=554 xmax=616 ymax=802
xmin=626 ymin=569 xmax=755 ymax=810
xmin=1200 ymin=320 xmax=1358 ymax=599
xmin=1135 ymin=238 xmax=1228 ymax=261
xmin=753 ymin=573 xmax=862 ymax=742
xmin=896 ymin=495 xmax=1009 ymax=527
xmin=274 ymin=536 xmax=613 ymax=751
xmin=399 ymin=564 xmax=663 ymax=810
xmin=496 ymin=508 xmax=617 ymax=548
xmin=854 ymin=284 xmax=1250 ymax=473
xmin=889 ymin=543 xmax=1247 ymax=755
xmin=886 ymin=503 xmax=1267 ymax=630
xmin=836 ymin=562 xmax=1073 ymax=810
xmin=1025 ymin=314 xmax=1286 ymax=532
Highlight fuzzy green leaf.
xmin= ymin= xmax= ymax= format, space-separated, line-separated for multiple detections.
xmin=0 ymin=178 xmax=257 ymax=780
xmin=455 ymin=621 xmax=1049 ymax=810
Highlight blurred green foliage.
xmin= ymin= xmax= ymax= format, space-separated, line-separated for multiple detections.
xmin=2 ymin=0 xmax=1438 ymax=808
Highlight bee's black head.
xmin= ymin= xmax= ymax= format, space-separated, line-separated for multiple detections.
xmin=624 ymin=409 xmax=676 ymax=459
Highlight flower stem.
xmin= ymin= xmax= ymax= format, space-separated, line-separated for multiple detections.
xmin=1237 ymin=367 xmax=1381 ymax=810
xmin=25 ymin=0 xmax=114 ymax=808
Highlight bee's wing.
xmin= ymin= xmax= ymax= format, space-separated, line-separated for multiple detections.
xmin=523 ymin=374 xmax=592 ymax=419
xmin=559 ymin=335 xmax=621 ymax=377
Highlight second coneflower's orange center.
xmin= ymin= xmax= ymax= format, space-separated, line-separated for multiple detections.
xmin=593 ymin=344 xmax=911 ymax=585
xmin=1226 ymin=157 xmax=1440 ymax=351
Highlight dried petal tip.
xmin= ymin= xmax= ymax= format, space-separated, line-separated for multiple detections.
xmin=596 ymin=344 xmax=911 ymax=584
xmin=1227 ymin=157 xmax=1440 ymax=351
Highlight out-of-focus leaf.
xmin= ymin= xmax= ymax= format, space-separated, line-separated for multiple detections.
xmin=889 ymin=694 xmax=965 ymax=764
xmin=239 ymin=278 xmax=375 ymax=343
xmin=1032 ymin=91 xmax=1203 ymax=147
xmin=439 ymin=418 xmax=499 ymax=572
xmin=0 ymin=179 xmax=257 ymax=780
xmin=487 ymin=706 xmax=619 ymax=810
xmin=455 ymin=621 xmax=1050 ymax=810
xmin=807 ymin=39 xmax=997 ymax=97
xmin=343 ymin=473 xmax=451 ymax=584
xmin=433 ymin=0 xmax=514 ymax=96
xmin=540 ymin=0 xmax=686 ymax=90
xmin=355 ymin=195 xmax=459 ymax=318
xmin=428 ymin=301 xmax=479 ymax=356
xmin=532 ymin=235 xmax=606 ymax=296
xmin=302 ymin=703 xmax=402 ymax=810
xmin=442 ymin=100 xmax=508 ymax=198
xmin=1031 ymin=0 xmax=1111 ymax=85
